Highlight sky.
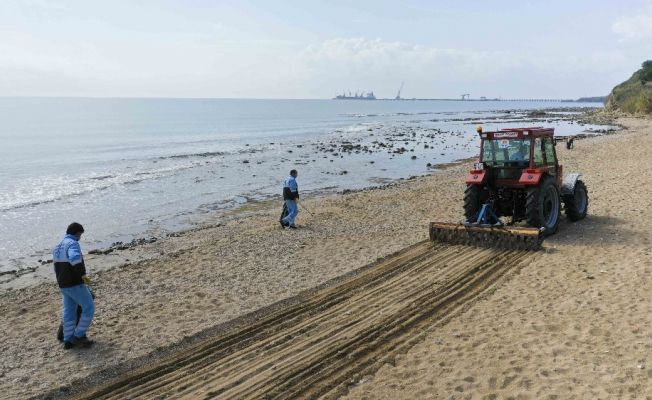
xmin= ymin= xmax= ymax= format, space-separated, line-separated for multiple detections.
xmin=0 ymin=0 xmax=651 ymax=99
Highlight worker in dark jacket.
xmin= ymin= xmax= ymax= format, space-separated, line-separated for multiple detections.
xmin=280 ymin=169 xmax=299 ymax=229
xmin=52 ymin=222 xmax=95 ymax=349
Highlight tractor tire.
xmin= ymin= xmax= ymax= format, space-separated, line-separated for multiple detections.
xmin=563 ymin=179 xmax=588 ymax=221
xmin=463 ymin=184 xmax=482 ymax=223
xmin=526 ymin=176 xmax=561 ymax=236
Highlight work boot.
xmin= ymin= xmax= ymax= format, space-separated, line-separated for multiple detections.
xmin=70 ymin=335 xmax=95 ymax=348
xmin=63 ymin=341 xmax=75 ymax=350
xmin=289 ymin=224 xmax=298 ymax=229
xmin=57 ymin=324 xmax=64 ymax=342
xmin=279 ymin=220 xmax=288 ymax=228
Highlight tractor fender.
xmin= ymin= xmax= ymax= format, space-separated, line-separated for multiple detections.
xmin=561 ymin=173 xmax=582 ymax=195
xmin=518 ymin=169 xmax=544 ymax=186
xmin=465 ymin=169 xmax=486 ymax=185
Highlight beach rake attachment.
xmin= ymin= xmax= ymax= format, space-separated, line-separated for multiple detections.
xmin=429 ymin=222 xmax=544 ymax=251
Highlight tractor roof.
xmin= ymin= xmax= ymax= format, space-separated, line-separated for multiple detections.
xmin=480 ymin=127 xmax=554 ymax=140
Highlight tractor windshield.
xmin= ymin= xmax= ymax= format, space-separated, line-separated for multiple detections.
xmin=481 ymin=138 xmax=530 ymax=166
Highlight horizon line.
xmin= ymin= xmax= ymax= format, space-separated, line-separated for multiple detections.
xmin=0 ymin=95 xmax=602 ymax=101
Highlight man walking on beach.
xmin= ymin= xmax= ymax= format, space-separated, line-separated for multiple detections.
xmin=566 ymin=136 xmax=575 ymax=150
xmin=53 ymin=222 xmax=95 ymax=349
xmin=281 ymin=169 xmax=299 ymax=229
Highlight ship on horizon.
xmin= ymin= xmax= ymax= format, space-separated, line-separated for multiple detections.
xmin=333 ymin=90 xmax=376 ymax=100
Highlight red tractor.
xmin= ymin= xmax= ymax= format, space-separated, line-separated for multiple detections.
xmin=431 ymin=127 xmax=588 ymax=250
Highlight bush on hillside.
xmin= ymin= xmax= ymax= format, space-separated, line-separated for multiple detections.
xmin=606 ymin=60 xmax=652 ymax=114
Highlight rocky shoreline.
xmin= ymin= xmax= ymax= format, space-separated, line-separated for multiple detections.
xmin=1 ymin=107 xmax=619 ymax=290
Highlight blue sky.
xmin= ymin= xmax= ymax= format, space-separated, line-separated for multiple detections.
xmin=1 ymin=0 xmax=651 ymax=98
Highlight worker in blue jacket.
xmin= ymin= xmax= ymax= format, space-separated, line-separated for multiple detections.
xmin=280 ymin=169 xmax=299 ymax=229
xmin=52 ymin=222 xmax=95 ymax=349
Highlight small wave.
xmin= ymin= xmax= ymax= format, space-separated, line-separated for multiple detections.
xmin=88 ymin=174 xmax=115 ymax=181
xmin=342 ymin=111 xmax=440 ymax=118
xmin=0 ymin=182 xmax=115 ymax=212
xmin=341 ymin=113 xmax=378 ymax=117
xmin=0 ymin=163 xmax=201 ymax=212
xmin=0 ymin=197 xmax=62 ymax=212
xmin=159 ymin=151 xmax=226 ymax=160
xmin=158 ymin=146 xmax=265 ymax=161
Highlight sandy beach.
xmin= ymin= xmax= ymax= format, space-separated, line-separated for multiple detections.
xmin=1 ymin=116 xmax=650 ymax=399
xmin=345 ymin=117 xmax=652 ymax=399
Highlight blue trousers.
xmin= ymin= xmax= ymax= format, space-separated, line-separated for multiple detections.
xmin=60 ymin=284 xmax=95 ymax=341
xmin=282 ymin=200 xmax=298 ymax=226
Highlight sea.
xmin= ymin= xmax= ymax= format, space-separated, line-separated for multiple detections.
xmin=0 ymin=97 xmax=608 ymax=280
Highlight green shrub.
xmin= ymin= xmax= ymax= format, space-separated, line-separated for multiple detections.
xmin=606 ymin=60 xmax=652 ymax=114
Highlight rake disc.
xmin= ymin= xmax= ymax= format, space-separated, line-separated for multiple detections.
xmin=429 ymin=222 xmax=544 ymax=251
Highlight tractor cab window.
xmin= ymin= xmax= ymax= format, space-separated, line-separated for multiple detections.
xmin=543 ymin=137 xmax=557 ymax=176
xmin=482 ymin=139 xmax=530 ymax=166
xmin=543 ymin=138 xmax=556 ymax=165
xmin=533 ymin=138 xmax=545 ymax=166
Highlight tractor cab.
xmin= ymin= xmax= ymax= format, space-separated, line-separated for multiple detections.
xmin=466 ymin=127 xmax=561 ymax=188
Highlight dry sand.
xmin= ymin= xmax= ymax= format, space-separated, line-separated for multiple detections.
xmin=72 ymin=243 xmax=536 ymax=399
xmin=0 ymin=117 xmax=650 ymax=399
xmin=344 ymin=118 xmax=652 ymax=400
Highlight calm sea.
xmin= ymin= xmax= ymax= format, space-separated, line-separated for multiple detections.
xmin=0 ymin=97 xmax=603 ymax=276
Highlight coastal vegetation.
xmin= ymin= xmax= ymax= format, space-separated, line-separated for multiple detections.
xmin=606 ymin=60 xmax=652 ymax=114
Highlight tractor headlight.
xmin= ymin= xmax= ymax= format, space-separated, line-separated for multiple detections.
xmin=474 ymin=162 xmax=484 ymax=170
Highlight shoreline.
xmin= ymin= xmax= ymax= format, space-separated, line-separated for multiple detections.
xmin=0 ymin=107 xmax=618 ymax=290
xmin=0 ymin=156 xmax=472 ymax=291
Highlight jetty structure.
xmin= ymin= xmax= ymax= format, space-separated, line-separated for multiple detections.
xmin=330 ymin=89 xmax=597 ymax=102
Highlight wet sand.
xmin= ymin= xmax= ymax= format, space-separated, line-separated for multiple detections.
xmin=0 ymin=116 xmax=650 ymax=399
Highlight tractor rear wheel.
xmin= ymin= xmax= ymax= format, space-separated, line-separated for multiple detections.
xmin=526 ymin=176 xmax=561 ymax=235
xmin=563 ymin=180 xmax=588 ymax=221
xmin=463 ymin=184 xmax=482 ymax=223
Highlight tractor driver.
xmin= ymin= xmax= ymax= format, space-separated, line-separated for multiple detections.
xmin=510 ymin=141 xmax=528 ymax=162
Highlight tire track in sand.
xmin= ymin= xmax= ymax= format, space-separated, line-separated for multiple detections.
xmin=75 ymin=241 xmax=533 ymax=400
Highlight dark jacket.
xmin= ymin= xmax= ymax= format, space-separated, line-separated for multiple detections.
xmin=283 ymin=175 xmax=299 ymax=200
xmin=52 ymin=234 xmax=87 ymax=288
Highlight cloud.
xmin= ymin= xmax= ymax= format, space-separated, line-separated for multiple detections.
xmin=297 ymin=38 xmax=525 ymax=97
xmin=294 ymin=38 xmax=625 ymax=98
xmin=0 ymin=32 xmax=631 ymax=98
xmin=302 ymin=38 xmax=514 ymax=80
xmin=612 ymin=3 xmax=652 ymax=41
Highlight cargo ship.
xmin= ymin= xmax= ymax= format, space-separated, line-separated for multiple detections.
xmin=333 ymin=91 xmax=376 ymax=100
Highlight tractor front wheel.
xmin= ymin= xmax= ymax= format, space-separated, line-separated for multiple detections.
xmin=526 ymin=176 xmax=561 ymax=235
xmin=563 ymin=180 xmax=588 ymax=221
